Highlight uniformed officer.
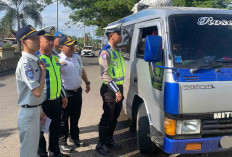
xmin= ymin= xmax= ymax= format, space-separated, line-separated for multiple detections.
xmin=36 ymin=28 xmax=69 ymax=157
xmin=15 ymin=25 xmax=46 ymax=157
xmin=58 ymin=36 xmax=90 ymax=151
xmin=53 ymin=31 xmax=65 ymax=54
xmin=96 ymin=27 xmax=125 ymax=156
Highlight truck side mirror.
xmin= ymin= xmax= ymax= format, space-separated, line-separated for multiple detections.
xmin=144 ymin=35 xmax=162 ymax=62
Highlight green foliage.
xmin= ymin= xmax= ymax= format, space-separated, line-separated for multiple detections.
xmin=61 ymin=0 xmax=138 ymax=36
xmin=173 ymin=0 xmax=232 ymax=8
xmin=3 ymin=42 xmax=11 ymax=48
xmin=0 ymin=0 xmax=46 ymax=30
xmin=56 ymin=0 xmax=232 ymax=37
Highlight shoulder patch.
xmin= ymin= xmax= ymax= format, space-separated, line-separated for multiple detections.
xmin=25 ymin=69 xmax=34 ymax=79
xmin=101 ymin=53 xmax=107 ymax=60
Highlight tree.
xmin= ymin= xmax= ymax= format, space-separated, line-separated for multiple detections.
xmin=60 ymin=0 xmax=139 ymax=36
xmin=173 ymin=0 xmax=232 ymax=8
xmin=0 ymin=0 xmax=46 ymax=53
xmin=55 ymin=0 xmax=232 ymax=37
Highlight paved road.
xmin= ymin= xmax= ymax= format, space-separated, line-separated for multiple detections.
xmin=0 ymin=57 xmax=232 ymax=157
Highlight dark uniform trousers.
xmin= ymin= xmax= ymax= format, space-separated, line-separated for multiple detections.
xmin=99 ymin=84 xmax=123 ymax=144
xmin=59 ymin=87 xmax=83 ymax=145
xmin=38 ymin=99 xmax=62 ymax=155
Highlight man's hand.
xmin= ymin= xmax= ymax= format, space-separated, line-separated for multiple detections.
xmin=38 ymin=60 xmax=46 ymax=73
xmin=115 ymin=91 xmax=122 ymax=103
xmin=40 ymin=110 xmax=46 ymax=125
xmin=62 ymin=97 xmax=68 ymax=108
xmin=85 ymin=84 xmax=90 ymax=93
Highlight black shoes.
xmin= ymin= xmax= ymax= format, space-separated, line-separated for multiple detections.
xmin=69 ymin=138 xmax=85 ymax=147
xmin=60 ymin=144 xmax=73 ymax=153
xmin=106 ymin=138 xmax=122 ymax=149
xmin=96 ymin=143 xmax=111 ymax=156
xmin=50 ymin=153 xmax=70 ymax=157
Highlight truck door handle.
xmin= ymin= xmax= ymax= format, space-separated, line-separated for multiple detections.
xmin=134 ymin=77 xmax=138 ymax=83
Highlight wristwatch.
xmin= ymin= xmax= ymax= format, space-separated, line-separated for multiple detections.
xmin=86 ymin=81 xmax=90 ymax=85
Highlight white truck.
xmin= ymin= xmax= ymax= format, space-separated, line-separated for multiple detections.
xmin=103 ymin=7 xmax=232 ymax=155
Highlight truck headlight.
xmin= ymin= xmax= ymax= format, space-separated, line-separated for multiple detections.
xmin=176 ymin=119 xmax=201 ymax=135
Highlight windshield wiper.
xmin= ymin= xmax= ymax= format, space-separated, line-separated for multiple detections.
xmin=215 ymin=60 xmax=232 ymax=63
xmin=190 ymin=63 xmax=225 ymax=73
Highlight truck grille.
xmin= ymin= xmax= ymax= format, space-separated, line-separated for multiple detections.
xmin=202 ymin=118 xmax=232 ymax=137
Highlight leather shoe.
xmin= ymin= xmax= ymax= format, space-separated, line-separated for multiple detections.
xmin=73 ymin=139 xmax=85 ymax=147
xmin=50 ymin=153 xmax=70 ymax=157
xmin=106 ymin=138 xmax=122 ymax=149
xmin=96 ymin=143 xmax=111 ymax=156
xmin=60 ymin=145 xmax=73 ymax=153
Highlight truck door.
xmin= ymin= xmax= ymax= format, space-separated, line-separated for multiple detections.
xmin=134 ymin=20 xmax=165 ymax=128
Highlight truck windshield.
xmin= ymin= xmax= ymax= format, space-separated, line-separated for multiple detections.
xmin=169 ymin=14 xmax=232 ymax=68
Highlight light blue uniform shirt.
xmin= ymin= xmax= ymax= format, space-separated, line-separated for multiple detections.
xmin=16 ymin=52 xmax=45 ymax=106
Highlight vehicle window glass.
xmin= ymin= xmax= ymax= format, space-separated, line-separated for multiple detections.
xmin=137 ymin=26 xmax=158 ymax=58
xmin=118 ymin=26 xmax=134 ymax=60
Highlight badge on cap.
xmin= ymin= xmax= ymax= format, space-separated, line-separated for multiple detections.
xmin=102 ymin=54 xmax=107 ymax=60
xmin=25 ymin=70 xmax=34 ymax=79
xmin=50 ymin=27 xmax=55 ymax=36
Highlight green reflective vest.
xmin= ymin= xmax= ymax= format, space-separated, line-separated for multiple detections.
xmin=37 ymin=52 xmax=62 ymax=99
xmin=99 ymin=46 xmax=125 ymax=85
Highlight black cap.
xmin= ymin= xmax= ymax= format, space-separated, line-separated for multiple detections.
xmin=16 ymin=25 xmax=45 ymax=42
xmin=59 ymin=36 xmax=78 ymax=46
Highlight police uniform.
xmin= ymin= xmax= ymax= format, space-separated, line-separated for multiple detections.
xmin=96 ymin=28 xmax=125 ymax=155
xmin=15 ymin=25 xmax=46 ymax=157
xmin=36 ymin=28 xmax=68 ymax=157
xmin=58 ymin=36 xmax=85 ymax=148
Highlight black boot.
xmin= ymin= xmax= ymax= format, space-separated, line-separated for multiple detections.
xmin=106 ymin=137 xmax=122 ymax=149
xmin=96 ymin=126 xmax=111 ymax=156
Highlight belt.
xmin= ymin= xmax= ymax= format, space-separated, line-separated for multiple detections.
xmin=66 ymin=87 xmax=80 ymax=93
xmin=21 ymin=104 xmax=41 ymax=108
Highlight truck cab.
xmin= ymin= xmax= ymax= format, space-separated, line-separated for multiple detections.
xmin=103 ymin=7 xmax=232 ymax=155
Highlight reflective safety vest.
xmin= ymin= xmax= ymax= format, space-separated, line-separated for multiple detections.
xmin=36 ymin=51 xmax=62 ymax=99
xmin=99 ymin=44 xmax=125 ymax=85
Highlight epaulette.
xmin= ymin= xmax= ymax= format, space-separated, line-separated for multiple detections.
xmin=99 ymin=44 xmax=111 ymax=56
xmin=52 ymin=51 xmax=58 ymax=56
xmin=35 ymin=51 xmax=40 ymax=56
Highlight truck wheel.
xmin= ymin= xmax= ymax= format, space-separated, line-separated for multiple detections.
xmin=137 ymin=103 xmax=155 ymax=154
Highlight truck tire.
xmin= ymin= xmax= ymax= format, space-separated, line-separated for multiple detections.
xmin=137 ymin=103 xmax=155 ymax=154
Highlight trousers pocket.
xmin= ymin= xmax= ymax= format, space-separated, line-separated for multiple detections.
xmin=18 ymin=108 xmax=33 ymax=131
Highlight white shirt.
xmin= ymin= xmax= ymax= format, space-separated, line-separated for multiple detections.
xmin=59 ymin=52 xmax=83 ymax=90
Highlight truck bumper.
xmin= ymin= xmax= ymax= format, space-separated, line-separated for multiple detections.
xmin=163 ymin=136 xmax=232 ymax=154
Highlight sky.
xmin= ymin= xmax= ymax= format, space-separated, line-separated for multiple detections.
xmin=41 ymin=2 xmax=98 ymax=39
xmin=0 ymin=1 xmax=98 ymax=39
